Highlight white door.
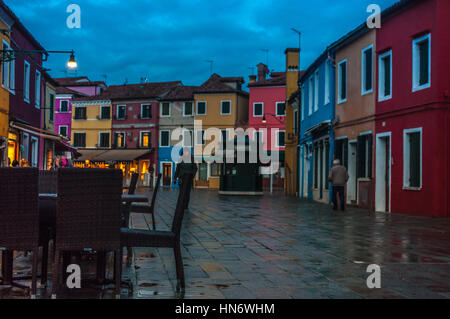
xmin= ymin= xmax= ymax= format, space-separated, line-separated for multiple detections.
xmin=375 ymin=133 xmax=391 ymax=212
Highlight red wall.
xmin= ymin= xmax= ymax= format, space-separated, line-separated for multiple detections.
xmin=248 ymin=85 xmax=286 ymax=151
xmin=375 ymin=0 xmax=450 ymax=217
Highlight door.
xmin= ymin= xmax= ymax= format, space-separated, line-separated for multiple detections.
xmin=162 ymin=163 xmax=172 ymax=186
xmin=347 ymin=141 xmax=357 ymax=204
xmin=375 ymin=134 xmax=391 ymax=212
xmin=196 ymin=163 xmax=209 ymax=187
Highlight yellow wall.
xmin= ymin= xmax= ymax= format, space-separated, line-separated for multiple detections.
xmin=0 ymin=20 xmax=11 ymax=139
xmin=71 ymin=102 xmax=112 ymax=148
xmin=43 ymin=82 xmax=56 ymax=132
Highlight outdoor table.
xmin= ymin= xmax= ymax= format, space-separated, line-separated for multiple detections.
xmin=121 ymin=194 xmax=149 ymax=203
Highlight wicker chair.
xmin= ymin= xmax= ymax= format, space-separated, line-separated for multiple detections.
xmin=51 ymin=168 xmax=123 ymax=299
xmin=120 ymin=173 xmax=194 ymax=292
xmin=0 ymin=168 xmax=50 ymax=298
xmin=122 ymin=172 xmax=139 ymax=194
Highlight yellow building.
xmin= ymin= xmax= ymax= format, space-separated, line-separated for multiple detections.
xmin=193 ymin=74 xmax=249 ymax=189
xmin=0 ymin=18 xmax=12 ymax=166
xmin=71 ymin=97 xmax=112 ymax=150
xmin=284 ymin=48 xmax=300 ymax=195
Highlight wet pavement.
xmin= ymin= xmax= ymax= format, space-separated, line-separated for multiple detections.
xmin=1 ymin=188 xmax=450 ymax=299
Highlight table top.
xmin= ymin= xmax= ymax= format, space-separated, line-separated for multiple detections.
xmin=39 ymin=193 xmax=149 ymax=203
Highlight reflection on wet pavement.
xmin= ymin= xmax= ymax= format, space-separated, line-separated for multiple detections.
xmin=1 ymin=188 xmax=450 ymax=299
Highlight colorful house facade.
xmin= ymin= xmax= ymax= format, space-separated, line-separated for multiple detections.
xmin=193 ymin=74 xmax=249 ymax=189
xmin=373 ymin=0 xmax=450 ymax=217
xmin=298 ymin=50 xmax=336 ymax=204
xmin=248 ymin=64 xmax=286 ymax=191
xmin=158 ymin=85 xmax=197 ymax=188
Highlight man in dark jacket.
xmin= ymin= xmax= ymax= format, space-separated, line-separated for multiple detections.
xmin=174 ymin=148 xmax=197 ymax=209
xmin=328 ymin=159 xmax=349 ymax=211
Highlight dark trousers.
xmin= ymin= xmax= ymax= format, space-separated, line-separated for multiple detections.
xmin=332 ymin=185 xmax=345 ymax=211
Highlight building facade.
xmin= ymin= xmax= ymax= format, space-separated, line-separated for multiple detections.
xmin=193 ymin=74 xmax=249 ymax=189
xmin=298 ymin=50 xmax=336 ymax=204
xmin=374 ymin=0 xmax=450 ymax=217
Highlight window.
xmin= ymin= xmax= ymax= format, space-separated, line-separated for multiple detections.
xmin=100 ymin=106 xmax=110 ymax=119
xmin=59 ymin=125 xmax=68 ymax=137
xmin=116 ymin=105 xmax=126 ymax=120
xmin=357 ymin=133 xmax=373 ymax=178
xmin=141 ymin=104 xmax=152 ymax=119
xmin=403 ymin=128 xmax=422 ymax=188
xmin=276 ymin=102 xmax=286 ymax=116
xmin=276 ymin=130 xmax=285 ymax=148
xmin=308 ymin=77 xmax=313 ymax=115
xmin=22 ymin=133 xmax=29 ymax=160
xmin=140 ymin=131 xmax=151 ymax=148
xmin=30 ymin=137 xmax=38 ymax=167
xmin=49 ymin=92 xmax=54 ymax=122
xmin=293 ymin=109 xmax=298 ymax=135
xmin=2 ymin=41 xmax=14 ymax=91
xmin=160 ymin=130 xmax=170 ymax=147
xmin=35 ymin=70 xmax=41 ymax=108
xmin=324 ymin=62 xmax=330 ymax=104
xmin=183 ymin=102 xmax=193 ymax=116
xmin=114 ymin=132 xmax=125 ymax=148
xmin=182 ymin=129 xmax=193 ymax=147
xmin=253 ymin=102 xmax=263 ymax=117
xmin=378 ymin=50 xmax=392 ymax=101
xmin=221 ymin=100 xmax=231 ymax=115
xmin=314 ymin=71 xmax=319 ymax=111
xmin=160 ymin=102 xmax=170 ymax=117
xmin=210 ymin=163 xmax=220 ymax=177
xmin=301 ymin=85 xmax=305 ymax=121
xmin=362 ymin=45 xmax=373 ymax=95
xmin=24 ymin=61 xmax=30 ymax=102
xmin=195 ymin=129 xmax=205 ymax=145
xmin=412 ymin=33 xmax=431 ymax=92
xmin=73 ymin=133 xmax=86 ymax=147
xmin=338 ymin=59 xmax=347 ymax=103
xmin=197 ymin=101 xmax=207 ymax=115
xmin=74 ymin=106 xmax=86 ymax=119
xmin=99 ymin=132 xmax=110 ymax=148
xmin=60 ymin=100 xmax=69 ymax=112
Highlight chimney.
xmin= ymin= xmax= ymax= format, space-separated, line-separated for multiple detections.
xmin=249 ymin=75 xmax=257 ymax=84
xmin=285 ymin=48 xmax=300 ymax=100
xmin=257 ymin=63 xmax=269 ymax=82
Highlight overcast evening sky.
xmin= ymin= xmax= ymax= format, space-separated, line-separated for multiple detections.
xmin=5 ymin=0 xmax=396 ymax=88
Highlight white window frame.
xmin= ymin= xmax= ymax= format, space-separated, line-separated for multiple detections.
xmin=114 ymin=132 xmax=126 ymax=148
xmin=196 ymin=101 xmax=207 ymax=115
xmin=412 ymin=33 xmax=431 ymax=92
xmin=30 ymin=136 xmax=38 ymax=167
xmin=59 ymin=100 xmax=70 ymax=113
xmin=308 ymin=77 xmax=313 ymax=115
xmin=141 ymin=104 xmax=152 ymax=119
xmin=98 ymin=131 xmax=110 ymax=148
xmin=220 ymin=100 xmax=232 ymax=115
xmin=253 ymin=102 xmax=264 ymax=117
xmin=160 ymin=102 xmax=171 ymax=117
xmin=275 ymin=130 xmax=286 ymax=148
xmin=314 ymin=71 xmax=319 ymax=111
xmin=58 ymin=125 xmax=68 ymax=137
xmin=378 ymin=50 xmax=392 ymax=101
xmin=140 ymin=131 xmax=151 ymax=148
xmin=195 ymin=129 xmax=206 ymax=146
xmin=337 ymin=59 xmax=347 ymax=104
xmin=403 ymin=127 xmax=422 ymax=189
xmin=2 ymin=40 xmax=15 ymax=93
xmin=324 ymin=62 xmax=330 ymax=105
xmin=183 ymin=101 xmax=194 ymax=117
xmin=116 ymin=104 xmax=126 ymax=120
xmin=23 ymin=60 xmax=30 ymax=103
xmin=35 ymin=70 xmax=41 ymax=109
xmin=361 ymin=44 xmax=374 ymax=95
xmin=275 ymin=102 xmax=286 ymax=116
xmin=159 ymin=130 xmax=170 ymax=147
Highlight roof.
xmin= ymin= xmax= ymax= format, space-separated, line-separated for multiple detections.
xmin=72 ymin=81 xmax=182 ymax=102
xmin=75 ymin=149 xmax=152 ymax=161
xmin=0 ymin=0 xmax=45 ymax=51
xmin=53 ymin=77 xmax=107 ymax=87
xmin=160 ymin=85 xmax=199 ymax=101
xmin=248 ymin=71 xmax=306 ymax=88
xmin=55 ymin=86 xmax=88 ymax=97
xmin=195 ymin=74 xmax=248 ymax=96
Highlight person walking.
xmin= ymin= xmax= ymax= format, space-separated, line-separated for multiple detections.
xmin=174 ymin=148 xmax=197 ymax=209
xmin=328 ymin=159 xmax=349 ymax=211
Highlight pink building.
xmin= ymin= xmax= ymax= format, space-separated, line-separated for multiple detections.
xmin=54 ymin=77 xmax=106 ymax=143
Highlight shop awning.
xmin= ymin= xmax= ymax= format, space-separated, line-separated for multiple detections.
xmin=304 ymin=120 xmax=331 ymax=136
xmin=10 ymin=121 xmax=69 ymax=142
xmin=55 ymin=141 xmax=82 ymax=157
xmin=75 ymin=149 xmax=152 ymax=162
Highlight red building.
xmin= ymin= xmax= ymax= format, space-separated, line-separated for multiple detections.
xmin=374 ymin=0 xmax=450 ymax=217
xmin=248 ymin=63 xmax=287 ymax=190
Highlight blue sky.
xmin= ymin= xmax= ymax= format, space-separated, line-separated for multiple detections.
xmin=5 ymin=0 xmax=396 ymax=87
